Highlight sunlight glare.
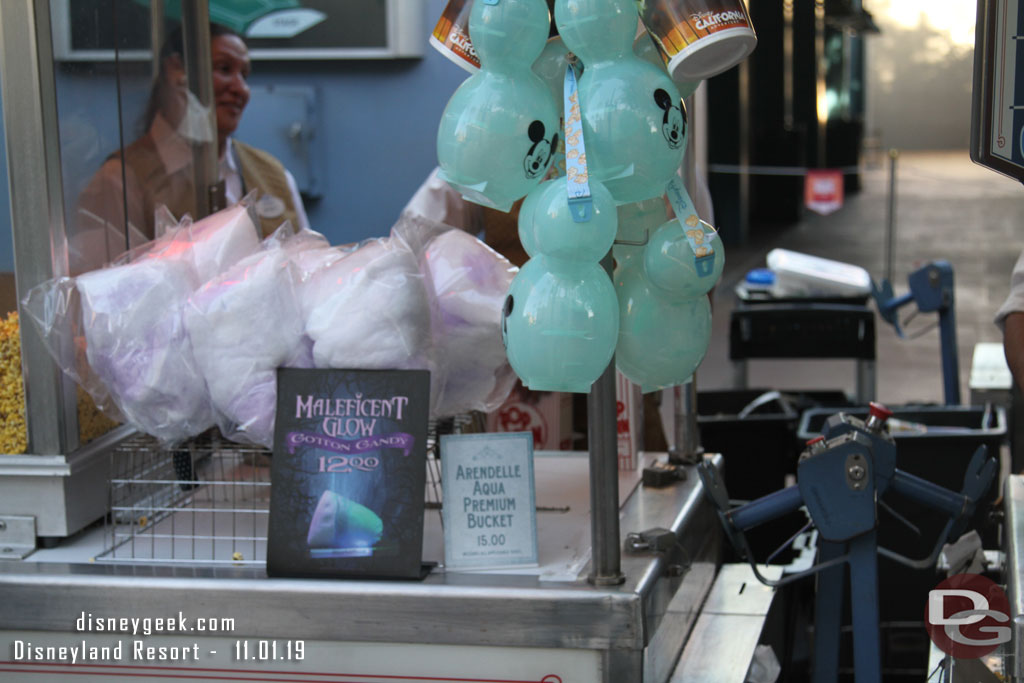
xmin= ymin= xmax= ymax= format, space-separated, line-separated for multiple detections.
xmin=869 ymin=0 xmax=976 ymax=47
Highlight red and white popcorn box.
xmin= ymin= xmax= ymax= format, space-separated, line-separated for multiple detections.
xmin=616 ymin=371 xmax=643 ymax=470
xmin=487 ymin=388 xmax=573 ymax=451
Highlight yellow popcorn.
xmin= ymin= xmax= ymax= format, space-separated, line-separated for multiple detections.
xmin=78 ymin=387 xmax=119 ymax=445
xmin=0 ymin=311 xmax=117 ymax=453
xmin=0 ymin=311 xmax=27 ymax=455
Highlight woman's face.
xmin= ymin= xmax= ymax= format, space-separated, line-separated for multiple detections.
xmin=211 ymin=34 xmax=251 ymax=140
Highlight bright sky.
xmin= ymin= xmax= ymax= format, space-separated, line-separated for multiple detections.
xmin=869 ymin=0 xmax=976 ymax=47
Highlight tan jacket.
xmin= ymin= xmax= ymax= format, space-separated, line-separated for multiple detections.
xmin=232 ymin=139 xmax=302 ymax=237
xmin=112 ymin=134 xmax=300 ymax=239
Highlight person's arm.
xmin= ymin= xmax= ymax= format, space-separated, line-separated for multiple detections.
xmin=1006 ymin=312 xmax=1024 ymax=394
xmin=997 ymin=250 xmax=1024 ymax=392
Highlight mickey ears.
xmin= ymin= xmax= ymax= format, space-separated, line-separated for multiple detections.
xmin=653 ymin=88 xmax=673 ymax=111
xmin=528 ymin=120 xmax=546 ymax=143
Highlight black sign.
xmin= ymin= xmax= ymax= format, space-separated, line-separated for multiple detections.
xmin=266 ymin=368 xmax=431 ymax=579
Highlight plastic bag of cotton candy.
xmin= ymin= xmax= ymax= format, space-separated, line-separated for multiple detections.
xmin=392 ymin=212 xmax=518 ymax=417
xmin=293 ymin=233 xmax=437 ymax=384
xmin=184 ymin=225 xmax=328 ymax=447
xmin=23 ymin=202 xmax=263 ymax=444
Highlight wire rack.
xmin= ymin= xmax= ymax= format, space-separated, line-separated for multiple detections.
xmin=96 ymin=414 xmax=483 ymax=567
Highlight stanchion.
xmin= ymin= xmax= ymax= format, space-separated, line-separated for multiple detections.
xmin=670 ymin=380 xmax=702 ymax=464
xmin=588 ymin=251 xmax=625 ymax=586
xmin=885 ymin=148 xmax=899 ymax=284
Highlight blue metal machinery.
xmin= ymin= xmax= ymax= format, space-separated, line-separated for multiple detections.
xmin=872 ymin=260 xmax=961 ymax=405
xmin=697 ymin=403 xmax=996 ymax=683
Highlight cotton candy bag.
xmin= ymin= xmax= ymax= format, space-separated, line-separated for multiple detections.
xmin=299 ymin=237 xmax=434 ymax=373
xmin=78 ymin=204 xmax=265 ymax=442
xmin=185 ymin=227 xmax=327 ymax=447
xmin=420 ymin=228 xmax=517 ymax=416
xmin=76 ymin=254 xmax=213 ymax=443
xmin=24 ymin=202 xmax=265 ymax=444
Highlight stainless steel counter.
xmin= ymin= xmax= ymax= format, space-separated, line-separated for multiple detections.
xmin=0 ymin=453 xmax=721 ymax=682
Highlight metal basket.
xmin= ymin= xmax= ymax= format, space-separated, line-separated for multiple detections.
xmin=96 ymin=414 xmax=483 ymax=567
xmin=98 ymin=431 xmax=273 ymax=566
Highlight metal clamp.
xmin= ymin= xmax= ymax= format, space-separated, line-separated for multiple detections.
xmin=642 ymin=461 xmax=688 ymax=487
xmin=624 ymin=527 xmax=677 ymax=553
xmin=0 ymin=515 xmax=36 ymax=560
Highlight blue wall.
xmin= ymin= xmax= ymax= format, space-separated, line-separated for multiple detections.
xmin=249 ymin=43 xmax=469 ymax=240
xmin=0 ymin=0 xmax=469 ymax=271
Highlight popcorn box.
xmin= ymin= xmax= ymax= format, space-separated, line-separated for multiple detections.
xmin=616 ymin=371 xmax=644 ymax=471
xmin=487 ymin=388 xmax=573 ymax=451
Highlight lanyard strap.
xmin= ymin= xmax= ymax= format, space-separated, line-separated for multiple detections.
xmin=563 ymin=64 xmax=592 ymax=223
xmin=665 ymin=175 xmax=718 ymax=277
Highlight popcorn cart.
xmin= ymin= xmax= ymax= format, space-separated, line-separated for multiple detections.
xmin=0 ymin=2 xmax=730 ymax=682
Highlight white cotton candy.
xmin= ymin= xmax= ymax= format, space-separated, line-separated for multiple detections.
xmin=118 ymin=203 xmax=259 ymax=282
xmin=301 ymin=239 xmax=433 ymax=372
xmin=185 ymin=230 xmax=324 ymax=447
xmin=186 ymin=204 xmax=261 ymax=283
xmin=422 ymin=229 xmax=517 ymax=416
xmin=77 ymin=257 xmax=214 ymax=443
xmin=54 ymin=203 xmax=272 ymax=444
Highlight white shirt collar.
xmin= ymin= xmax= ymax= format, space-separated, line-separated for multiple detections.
xmin=151 ymin=112 xmax=232 ymax=175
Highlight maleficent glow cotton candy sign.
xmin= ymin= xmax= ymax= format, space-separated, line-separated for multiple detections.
xmin=267 ymin=368 xmax=430 ymax=580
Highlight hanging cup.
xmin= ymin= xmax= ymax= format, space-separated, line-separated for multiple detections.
xmin=430 ymin=0 xmax=481 ymax=73
xmin=638 ymin=0 xmax=757 ymax=81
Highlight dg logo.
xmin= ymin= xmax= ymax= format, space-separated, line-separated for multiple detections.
xmin=925 ymin=573 xmax=1011 ymax=659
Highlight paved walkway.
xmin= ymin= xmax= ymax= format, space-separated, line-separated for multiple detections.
xmin=697 ymin=149 xmax=1024 ymax=406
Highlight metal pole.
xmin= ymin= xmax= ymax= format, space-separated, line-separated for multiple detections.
xmin=179 ymin=0 xmax=223 ymax=219
xmin=670 ymin=380 xmax=701 ymax=464
xmin=811 ymin=541 xmax=845 ymax=683
xmin=0 ymin=0 xmax=79 ymax=454
xmin=848 ymin=531 xmax=882 ymax=683
xmin=885 ymin=148 xmax=898 ymax=284
xmin=856 ymin=359 xmax=876 ymax=404
xmin=670 ymin=89 xmax=703 ymax=464
xmin=150 ymin=0 xmax=165 ymax=82
xmin=588 ymin=251 xmax=624 ymax=586
xmin=939 ymin=296 xmax=961 ymax=406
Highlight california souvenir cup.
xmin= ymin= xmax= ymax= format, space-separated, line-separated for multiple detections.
xmin=430 ymin=0 xmax=481 ymax=73
xmin=637 ymin=0 xmax=757 ymax=81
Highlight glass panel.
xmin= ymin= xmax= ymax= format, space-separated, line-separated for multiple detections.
xmin=56 ymin=2 xmax=229 ymax=277
xmin=57 ymin=0 xmax=162 ymax=275
xmin=50 ymin=2 xmax=219 ymax=443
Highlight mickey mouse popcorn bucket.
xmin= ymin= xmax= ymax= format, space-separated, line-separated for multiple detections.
xmin=637 ymin=0 xmax=757 ymax=81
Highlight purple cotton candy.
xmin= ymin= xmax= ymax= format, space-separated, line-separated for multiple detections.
xmin=185 ymin=230 xmax=322 ymax=447
xmin=421 ymin=229 xmax=518 ymax=416
xmin=77 ymin=257 xmax=214 ymax=443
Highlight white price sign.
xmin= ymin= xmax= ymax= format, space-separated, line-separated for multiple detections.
xmin=440 ymin=432 xmax=538 ymax=570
